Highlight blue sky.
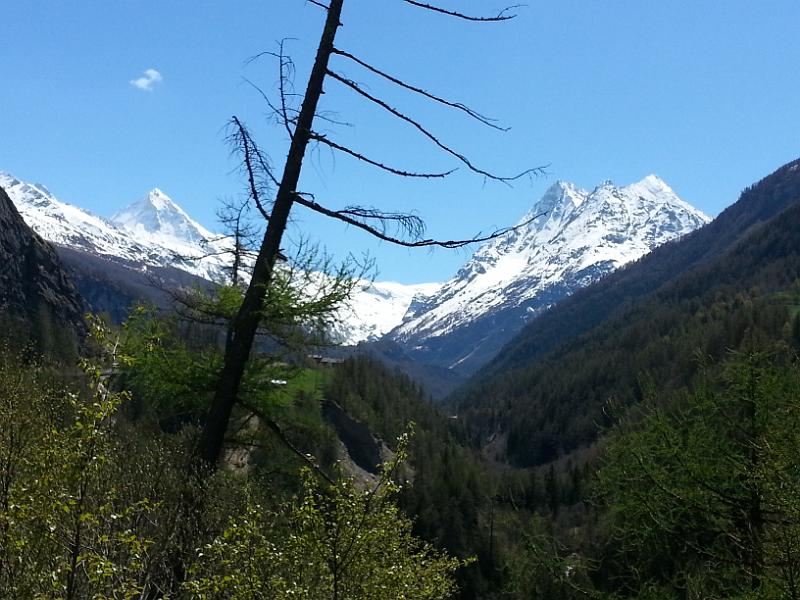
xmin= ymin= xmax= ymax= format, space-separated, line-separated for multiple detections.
xmin=3 ymin=1 xmax=799 ymax=283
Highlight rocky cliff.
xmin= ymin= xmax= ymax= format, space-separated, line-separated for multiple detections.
xmin=0 ymin=185 xmax=86 ymax=358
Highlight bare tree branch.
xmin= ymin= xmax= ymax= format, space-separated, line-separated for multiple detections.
xmin=245 ymin=41 xmax=301 ymax=139
xmin=309 ymin=132 xmax=456 ymax=178
xmin=276 ymin=39 xmax=297 ymax=140
xmin=232 ymin=117 xmax=271 ymax=222
xmin=336 ymin=205 xmax=426 ymax=239
xmin=403 ymin=1 xmax=522 ymax=22
xmin=327 ymin=70 xmax=546 ymax=183
xmin=243 ymin=76 xmax=296 ymax=131
xmin=292 ymin=191 xmax=544 ymax=248
xmin=310 ymin=109 xmax=354 ymax=128
xmin=216 ymin=198 xmax=259 ymax=285
xmin=332 ymin=47 xmax=507 ymax=131
xmin=234 ymin=401 xmax=336 ymax=484
xmin=248 ymin=134 xmax=282 ymax=190
xmin=292 ymin=191 xmax=427 ymax=239
xmin=228 ymin=116 xmax=279 ymax=221
xmin=305 ymin=0 xmax=330 ymax=10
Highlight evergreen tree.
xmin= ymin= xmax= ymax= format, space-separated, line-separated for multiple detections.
xmin=597 ymin=352 xmax=800 ymax=597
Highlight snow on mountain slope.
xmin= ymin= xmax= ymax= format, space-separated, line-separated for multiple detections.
xmin=109 ymin=191 xmax=442 ymax=344
xmin=0 ymin=172 xmax=232 ymax=282
xmin=111 ymin=189 xmax=234 ymax=282
xmin=330 ymin=280 xmax=440 ymax=344
xmin=389 ymin=175 xmax=710 ymax=371
xmin=1 ymin=172 xmax=156 ymax=264
xmin=0 ymin=171 xmax=434 ymax=345
xmin=112 ymin=188 xmax=215 ymax=245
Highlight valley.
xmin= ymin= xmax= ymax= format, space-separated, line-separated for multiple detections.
xmin=2 ymin=2 xmax=799 ymax=598
xmin=3 ymin=157 xmax=800 ymax=598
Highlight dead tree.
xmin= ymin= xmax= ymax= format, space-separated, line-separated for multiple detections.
xmin=195 ymin=0 xmax=544 ymax=469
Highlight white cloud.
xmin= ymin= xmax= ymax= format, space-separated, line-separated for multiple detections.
xmin=130 ymin=68 xmax=163 ymax=91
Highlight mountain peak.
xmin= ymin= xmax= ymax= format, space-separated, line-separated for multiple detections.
xmin=112 ymin=189 xmax=214 ymax=245
xmin=138 ymin=188 xmax=184 ymax=214
xmin=528 ymin=180 xmax=586 ymax=218
xmin=587 ymin=179 xmax=617 ymax=197
xmin=629 ymin=174 xmax=674 ymax=196
xmin=640 ymin=173 xmax=666 ymax=186
xmin=2 ymin=170 xmax=240 ymax=285
xmin=549 ymin=179 xmax=585 ymax=198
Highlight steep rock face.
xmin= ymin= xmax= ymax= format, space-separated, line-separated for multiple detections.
xmin=0 ymin=185 xmax=86 ymax=357
xmin=389 ymin=176 xmax=710 ymax=374
xmin=322 ymin=399 xmax=388 ymax=475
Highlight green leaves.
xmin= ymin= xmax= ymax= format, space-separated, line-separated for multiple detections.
xmin=0 ymin=336 xmax=465 ymax=598
xmin=596 ymin=352 xmax=800 ymax=598
xmin=185 ymin=435 xmax=464 ymax=600
xmin=119 ymin=305 xmax=222 ymax=419
xmin=0 ymin=332 xmax=168 ymax=598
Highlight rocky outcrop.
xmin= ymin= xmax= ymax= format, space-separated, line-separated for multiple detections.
xmin=322 ymin=398 xmax=392 ymax=476
xmin=0 ymin=185 xmax=86 ymax=358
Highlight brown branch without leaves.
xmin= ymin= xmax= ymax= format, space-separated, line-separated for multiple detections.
xmin=327 ymin=70 xmax=546 ymax=184
xmin=236 ymin=400 xmax=335 ymax=485
xmin=309 ymin=132 xmax=456 ymax=178
xmin=229 ymin=116 xmax=279 ymax=221
xmin=244 ymin=39 xmax=303 ymax=141
xmin=275 ymin=39 xmax=297 ymax=140
xmin=242 ymin=76 xmax=298 ymax=140
xmin=292 ymin=191 xmax=544 ymax=248
xmin=305 ymin=0 xmax=330 ymax=10
xmin=403 ymin=1 xmax=522 ymax=22
xmin=335 ymin=205 xmax=426 ymax=239
xmin=332 ymin=47 xmax=507 ymax=131
xmin=233 ymin=117 xmax=269 ymax=221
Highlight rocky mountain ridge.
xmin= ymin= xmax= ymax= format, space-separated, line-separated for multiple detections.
xmin=387 ymin=175 xmax=710 ymax=374
xmin=1 ymin=170 xmax=710 ymax=364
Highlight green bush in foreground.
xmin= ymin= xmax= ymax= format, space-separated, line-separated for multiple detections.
xmin=186 ymin=436 xmax=464 ymax=600
xmin=0 ymin=322 xmax=463 ymax=599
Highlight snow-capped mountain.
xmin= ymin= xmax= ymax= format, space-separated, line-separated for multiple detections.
xmin=331 ymin=280 xmax=440 ymax=344
xmin=388 ymin=175 xmax=710 ymax=373
xmin=0 ymin=169 xmax=709 ymax=356
xmin=0 ymin=172 xmax=232 ymax=282
xmin=112 ymin=188 xmax=214 ymax=245
xmin=109 ymin=188 xmax=235 ymax=283
xmin=0 ymin=171 xmax=435 ymax=345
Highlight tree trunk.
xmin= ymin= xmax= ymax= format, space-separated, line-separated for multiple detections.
xmin=746 ymin=367 xmax=764 ymax=591
xmin=196 ymin=0 xmax=346 ymax=468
